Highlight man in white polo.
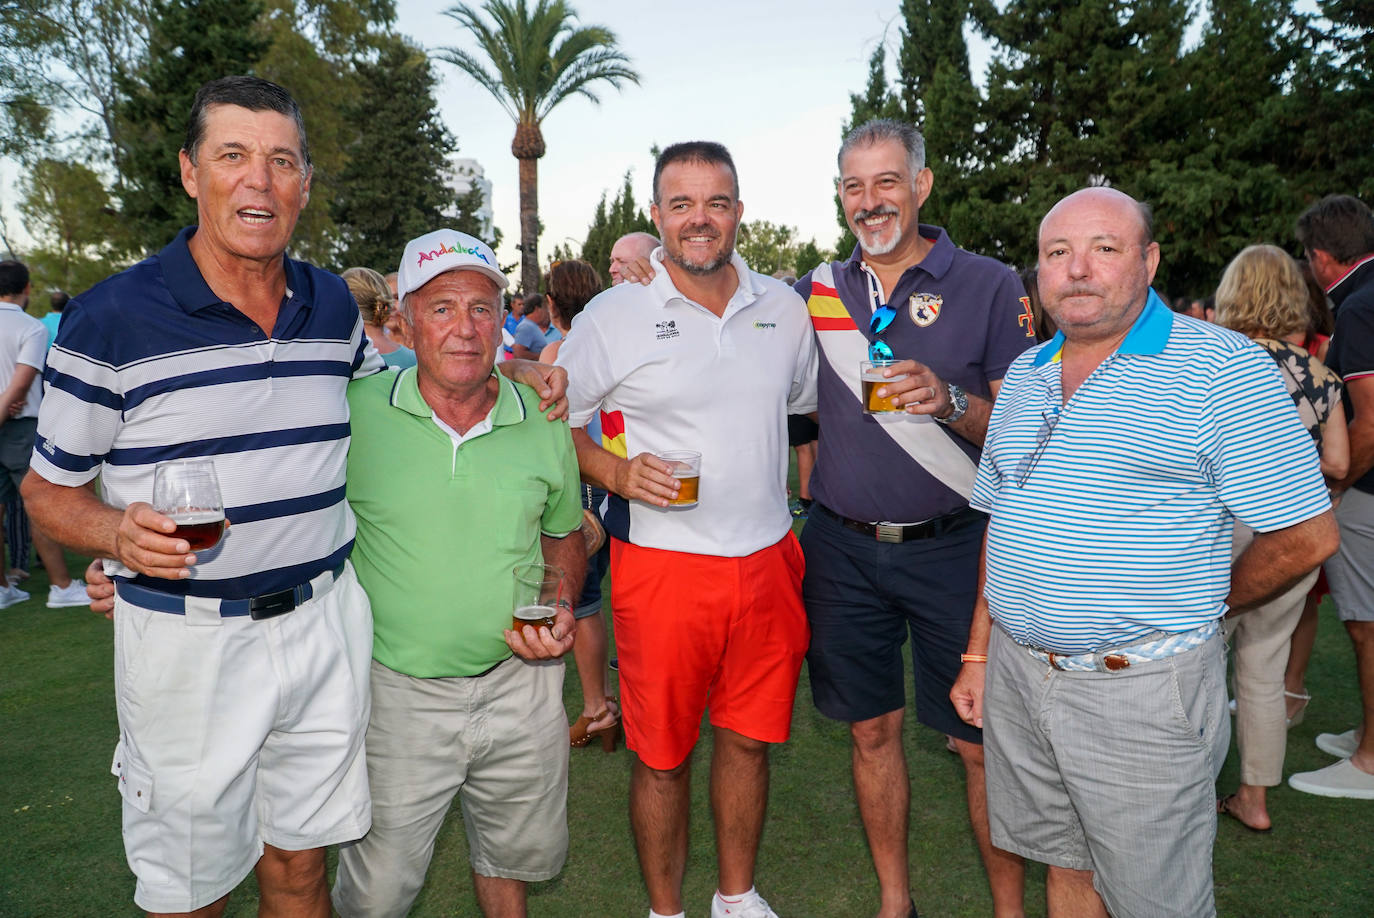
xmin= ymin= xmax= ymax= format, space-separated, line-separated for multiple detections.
xmin=557 ymin=141 xmax=817 ymax=918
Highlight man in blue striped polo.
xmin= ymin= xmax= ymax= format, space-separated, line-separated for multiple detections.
xmin=953 ymin=186 xmax=1339 ymax=918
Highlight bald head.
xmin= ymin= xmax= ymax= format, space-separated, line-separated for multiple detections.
xmin=609 ymin=232 xmax=660 ymax=284
xmin=1039 ymin=187 xmax=1153 ymax=250
xmin=1036 ymin=187 xmax=1161 ymax=345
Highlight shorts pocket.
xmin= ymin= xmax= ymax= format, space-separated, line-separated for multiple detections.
xmin=112 ymin=739 xmax=153 ymax=814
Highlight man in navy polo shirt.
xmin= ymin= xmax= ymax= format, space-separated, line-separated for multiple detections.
xmin=1289 ymin=194 xmax=1374 ymax=799
xmin=793 ymin=118 xmax=1032 ymax=918
xmin=22 ymin=77 xmax=565 ymax=918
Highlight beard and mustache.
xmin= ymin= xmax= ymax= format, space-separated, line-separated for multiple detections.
xmin=665 ymin=222 xmax=735 ymax=276
xmin=851 ymin=204 xmax=903 ymax=256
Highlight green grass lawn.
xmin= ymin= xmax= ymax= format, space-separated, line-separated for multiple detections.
xmin=2 ymin=547 xmax=1369 ymax=917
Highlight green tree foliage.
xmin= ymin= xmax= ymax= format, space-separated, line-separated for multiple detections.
xmin=115 ymin=0 xmax=269 ymax=255
xmin=438 ymin=0 xmax=639 ymax=293
xmin=17 ymin=158 xmax=125 ymax=297
xmin=840 ymin=0 xmax=1374 ymax=297
xmin=737 ymin=221 xmax=799 ymax=277
xmin=331 ymin=36 xmax=466 ymax=272
xmin=964 ymin=0 xmax=1191 ymax=278
xmin=0 ymin=0 xmax=149 ymax=170
xmin=795 ymin=239 xmax=828 ymax=277
xmin=574 ymin=171 xmax=655 ymax=286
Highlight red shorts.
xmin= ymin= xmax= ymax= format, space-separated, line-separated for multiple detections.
xmin=610 ymin=533 xmax=808 ymax=770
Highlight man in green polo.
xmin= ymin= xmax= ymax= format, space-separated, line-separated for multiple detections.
xmin=331 ymin=229 xmax=586 ymax=918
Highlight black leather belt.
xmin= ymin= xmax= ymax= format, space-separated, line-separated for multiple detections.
xmin=816 ymin=503 xmax=985 ymax=543
xmin=116 ymin=561 xmax=346 ymax=620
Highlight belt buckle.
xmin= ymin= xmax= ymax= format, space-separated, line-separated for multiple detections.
xmin=874 ymin=523 xmax=903 ymax=544
xmin=249 ymin=592 xmax=297 ymax=621
xmin=1102 ymin=653 xmax=1131 ymax=672
xmin=1046 ymin=651 xmax=1065 ymax=671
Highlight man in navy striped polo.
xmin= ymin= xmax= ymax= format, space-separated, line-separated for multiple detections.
xmin=953 ymin=186 xmax=1338 ymax=918
xmin=19 ymin=77 xmax=564 ymax=918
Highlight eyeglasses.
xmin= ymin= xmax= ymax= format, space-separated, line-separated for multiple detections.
xmin=870 ymin=305 xmax=896 ymax=361
xmin=1013 ymin=409 xmax=1060 ymax=487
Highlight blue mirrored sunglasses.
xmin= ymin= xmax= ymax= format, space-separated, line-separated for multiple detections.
xmin=870 ymin=305 xmax=897 ymax=361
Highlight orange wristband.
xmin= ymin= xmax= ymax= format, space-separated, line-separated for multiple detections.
xmin=960 ymin=653 xmax=988 ymax=664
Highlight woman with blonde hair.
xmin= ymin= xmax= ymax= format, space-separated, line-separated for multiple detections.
xmin=540 ymin=259 xmax=621 ymax=750
xmin=1213 ymin=243 xmax=1348 ymax=831
xmin=343 ymin=266 xmax=416 ymax=369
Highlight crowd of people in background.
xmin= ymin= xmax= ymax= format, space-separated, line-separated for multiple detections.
xmin=8 ymin=72 xmax=1374 ymax=918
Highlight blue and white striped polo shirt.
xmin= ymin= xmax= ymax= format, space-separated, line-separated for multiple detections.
xmin=31 ymin=227 xmax=384 ymax=599
xmin=971 ymin=289 xmax=1330 ymax=653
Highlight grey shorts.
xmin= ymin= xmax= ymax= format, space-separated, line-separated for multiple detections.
xmin=1326 ymin=487 xmax=1374 ymax=622
xmin=0 ymin=417 xmax=37 ymax=504
xmin=333 ymin=656 xmax=569 ymax=918
xmin=983 ymin=624 xmax=1228 ymax=918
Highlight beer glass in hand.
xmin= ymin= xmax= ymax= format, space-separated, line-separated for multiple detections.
xmin=861 ymin=359 xmax=908 ymax=414
xmin=512 ymin=562 xmax=565 ymax=632
xmin=152 ymin=459 xmax=226 ymax=552
xmin=658 ymin=450 xmax=701 ymax=507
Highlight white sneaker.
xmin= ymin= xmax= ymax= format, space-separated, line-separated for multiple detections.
xmin=0 ymin=584 xmax=31 ymax=609
xmin=1316 ymin=728 xmax=1361 ymax=759
xmin=47 ymin=579 xmax=89 ymax=608
xmin=1288 ymin=757 xmax=1374 ymax=799
xmin=711 ymin=888 xmax=778 ymax=918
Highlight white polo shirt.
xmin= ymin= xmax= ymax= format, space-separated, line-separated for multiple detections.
xmin=558 ymin=248 xmax=818 ymax=557
xmin=0 ymin=302 xmax=47 ymax=419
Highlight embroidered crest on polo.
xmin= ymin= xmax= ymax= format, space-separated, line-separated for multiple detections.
xmin=909 ymin=292 xmax=943 ymax=327
xmin=655 ymin=320 xmax=680 ymax=340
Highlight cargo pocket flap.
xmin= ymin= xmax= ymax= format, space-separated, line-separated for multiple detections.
xmin=111 ymin=739 xmax=153 ymax=814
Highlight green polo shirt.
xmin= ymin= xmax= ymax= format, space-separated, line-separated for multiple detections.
xmin=346 ymin=367 xmax=582 ymax=677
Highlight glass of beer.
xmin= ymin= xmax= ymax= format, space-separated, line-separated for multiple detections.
xmin=658 ymin=450 xmax=701 ymax=508
xmin=512 ymin=562 xmax=565 ymax=633
xmin=861 ymin=359 xmax=908 ymax=414
xmin=152 ymin=459 xmax=226 ymax=551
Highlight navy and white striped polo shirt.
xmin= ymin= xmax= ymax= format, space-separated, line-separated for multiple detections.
xmin=971 ymin=289 xmax=1330 ymax=653
xmin=32 ymin=227 xmax=384 ymax=599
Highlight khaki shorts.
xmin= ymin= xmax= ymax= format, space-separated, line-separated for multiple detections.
xmin=333 ymin=655 xmax=569 ymax=918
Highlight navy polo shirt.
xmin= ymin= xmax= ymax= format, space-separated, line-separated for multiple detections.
xmin=33 ymin=226 xmax=384 ymax=598
xmin=795 ymin=226 xmax=1034 ymax=523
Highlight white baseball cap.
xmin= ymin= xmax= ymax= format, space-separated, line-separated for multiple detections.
xmin=396 ymin=229 xmax=509 ymax=304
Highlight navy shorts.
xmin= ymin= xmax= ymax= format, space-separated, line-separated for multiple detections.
xmin=800 ymin=503 xmax=986 ymax=744
xmin=787 ymin=413 xmax=819 ymax=447
xmin=575 ymin=486 xmax=610 ymax=619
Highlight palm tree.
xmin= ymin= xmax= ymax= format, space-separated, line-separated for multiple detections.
xmin=439 ymin=0 xmax=639 ymax=293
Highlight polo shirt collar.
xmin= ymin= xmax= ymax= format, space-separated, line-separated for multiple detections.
xmin=1032 ymin=288 xmax=1173 ymax=367
xmin=158 ymin=225 xmax=309 ymax=317
xmin=839 ymin=224 xmax=956 ymax=283
xmin=388 ymin=365 xmax=527 ymax=427
xmin=1328 ymin=255 xmax=1374 ymax=306
xmin=645 ymin=248 xmax=764 ymax=311
xmin=0 ymin=302 xmax=23 ymax=313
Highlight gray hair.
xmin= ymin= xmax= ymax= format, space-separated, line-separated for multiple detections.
xmin=838 ymin=118 xmax=925 ymax=177
xmin=183 ymin=75 xmax=310 ymax=170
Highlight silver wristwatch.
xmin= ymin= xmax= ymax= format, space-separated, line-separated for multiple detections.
xmin=936 ymin=383 xmax=968 ymax=425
